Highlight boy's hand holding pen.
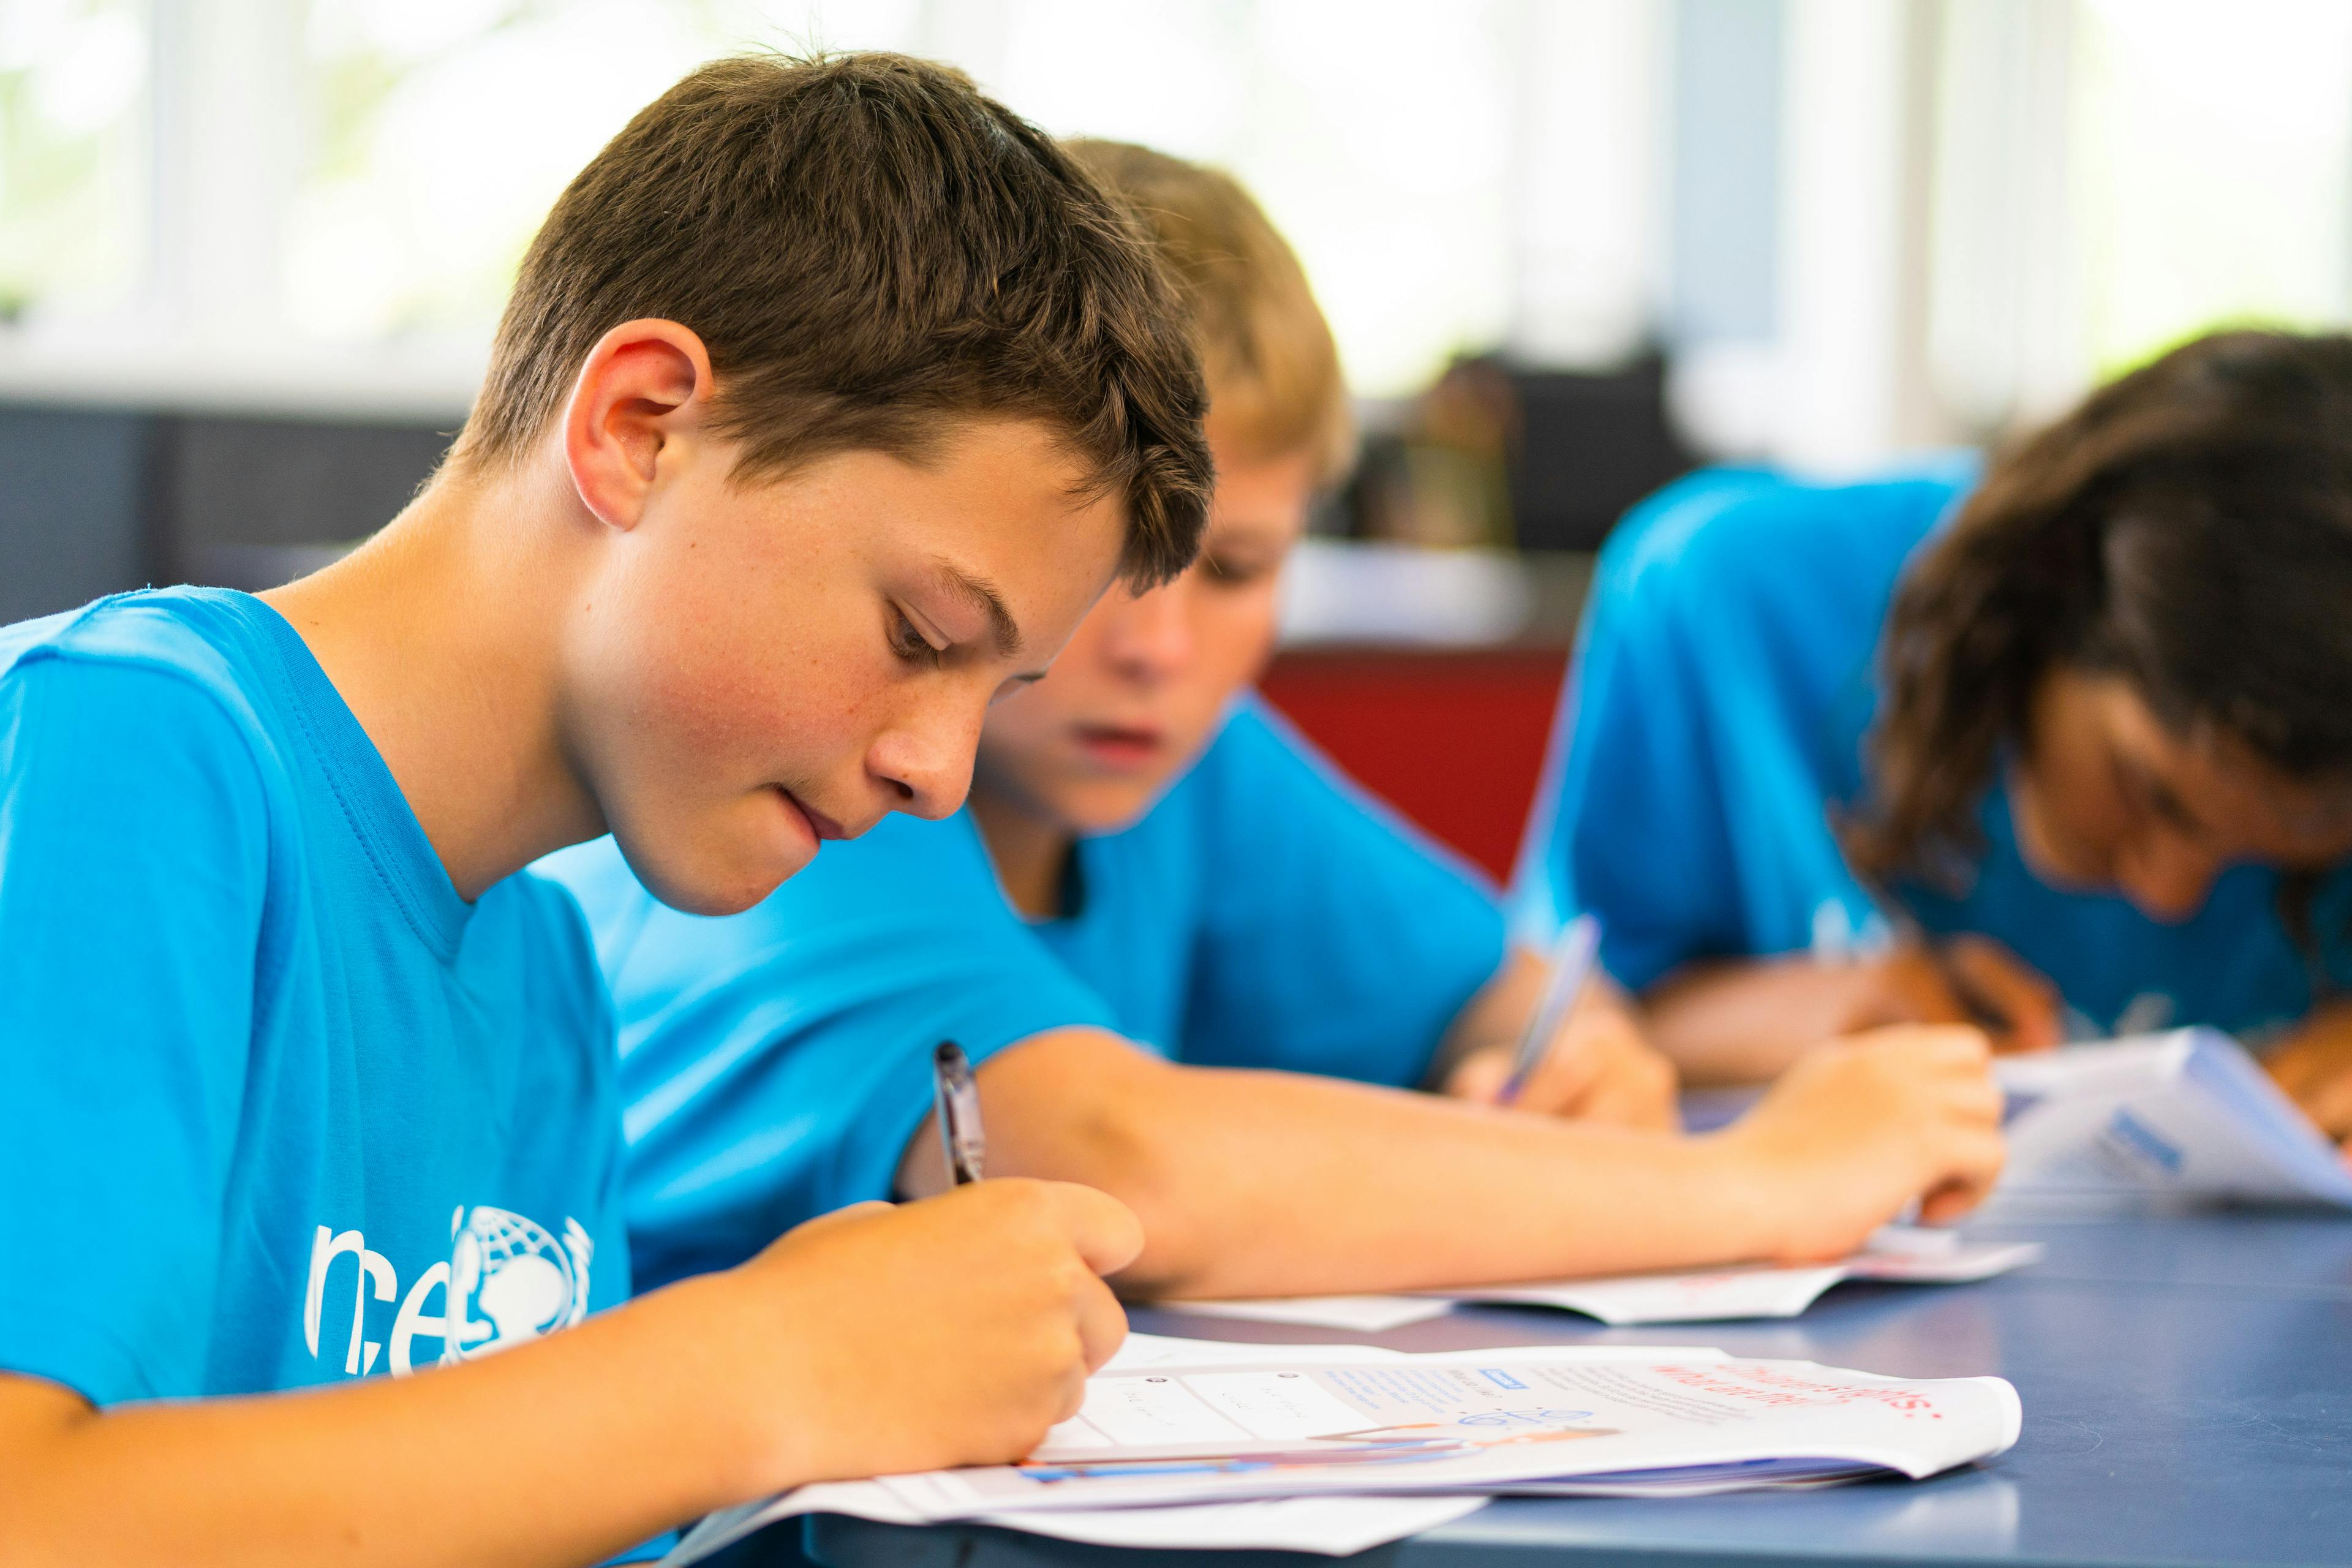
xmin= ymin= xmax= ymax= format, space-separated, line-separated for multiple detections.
xmin=1856 ymin=937 xmax=2065 ymax=1054
xmin=1447 ymin=916 xmax=1681 ymax=1131
xmin=666 ymin=1038 xmax=1141 ymax=1488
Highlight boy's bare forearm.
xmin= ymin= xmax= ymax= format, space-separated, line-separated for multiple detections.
xmin=0 ymin=1281 xmax=748 ymax=1568
xmin=1641 ymin=959 xmax=1824 ymax=1085
xmin=964 ymin=1030 xmax=1771 ymax=1300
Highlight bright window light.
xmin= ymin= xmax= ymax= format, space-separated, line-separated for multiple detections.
xmin=0 ymin=0 xmax=148 ymax=323
xmin=2074 ymin=0 xmax=2352 ymax=372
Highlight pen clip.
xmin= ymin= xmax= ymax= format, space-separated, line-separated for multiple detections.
xmin=933 ymin=1039 xmax=986 ymax=1185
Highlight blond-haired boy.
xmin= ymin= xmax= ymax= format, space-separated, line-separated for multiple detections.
xmin=548 ymin=142 xmax=2004 ymax=1310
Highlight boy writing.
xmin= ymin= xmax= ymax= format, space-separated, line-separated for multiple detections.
xmin=549 ymin=142 xmax=2007 ymax=1306
xmin=0 ymin=55 xmax=1212 ymax=1566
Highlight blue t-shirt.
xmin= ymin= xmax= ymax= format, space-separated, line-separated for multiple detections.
xmin=545 ymin=698 xmax=1509 ymax=1289
xmin=0 ymin=589 xmax=630 ymax=1409
xmin=1510 ymin=463 xmax=2352 ymax=1041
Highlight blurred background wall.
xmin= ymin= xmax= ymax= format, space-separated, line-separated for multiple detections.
xmin=6 ymin=0 xmax=2348 ymax=873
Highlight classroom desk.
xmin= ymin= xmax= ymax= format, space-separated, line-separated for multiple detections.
xmin=794 ymin=1212 xmax=2352 ymax=1568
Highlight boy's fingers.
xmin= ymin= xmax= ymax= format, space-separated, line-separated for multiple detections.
xmin=1917 ymin=1180 xmax=1986 ymax=1226
xmin=1871 ymin=949 xmax=1975 ymax=1027
xmin=1924 ymin=1025 xmax=1995 ymax=1069
xmin=1037 ymin=1182 xmax=1147 ymax=1278
xmin=1861 ymin=1022 xmax=1992 ymax=1069
xmin=2269 ymin=1041 xmax=2324 ymax=1099
xmin=2299 ymin=1068 xmax=2352 ymax=1142
xmin=1931 ymin=1126 xmax=2007 ymax=1207
xmin=1917 ymin=1145 xmax=2005 ymax=1224
xmin=1942 ymin=1073 xmax=2006 ymax=1126
xmin=1443 ymin=1047 xmax=1511 ymax=1105
xmin=1072 ymin=1275 xmax=1131 ymax=1373
xmin=1580 ymin=1052 xmax=1682 ymax=1131
xmin=1525 ymin=1041 xmax=1608 ymax=1118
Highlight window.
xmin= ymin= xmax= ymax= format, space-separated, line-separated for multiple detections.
xmin=2073 ymin=0 xmax=2352 ymax=373
xmin=0 ymin=0 xmax=1664 ymax=410
xmin=0 ymin=0 xmax=147 ymax=325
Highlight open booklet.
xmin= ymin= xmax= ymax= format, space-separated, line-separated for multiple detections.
xmin=664 ymin=1334 xmax=2020 ymax=1564
xmin=1167 ymin=1225 xmax=2041 ymax=1332
xmin=1994 ymin=1027 xmax=2352 ymax=1208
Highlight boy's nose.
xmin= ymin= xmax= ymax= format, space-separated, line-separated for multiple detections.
xmin=865 ymin=703 xmax=984 ymax=821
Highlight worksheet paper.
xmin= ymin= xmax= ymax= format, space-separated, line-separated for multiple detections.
xmin=1160 ymin=1226 xmax=2041 ymax=1330
xmin=665 ymin=1482 xmax=1487 ymax=1561
xmin=663 ymin=1338 xmax=2019 ymax=1564
xmin=1994 ymin=1028 xmax=2352 ymax=1208
xmin=663 ymin=1337 xmax=1719 ymax=1564
xmin=1437 ymin=1233 xmax=2042 ymax=1324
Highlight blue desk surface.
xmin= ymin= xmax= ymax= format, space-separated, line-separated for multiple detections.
xmin=801 ymin=1212 xmax=2352 ymax=1567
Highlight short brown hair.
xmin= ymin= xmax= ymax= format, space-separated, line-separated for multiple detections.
xmin=1065 ymin=139 xmax=1351 ymax=484
xmin=453 ymin=54 xmax=1212 ymax=587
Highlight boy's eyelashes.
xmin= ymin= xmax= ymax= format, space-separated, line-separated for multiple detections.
xmin=1201 ymin=552 xmax=1275 ymax=587
xmin=2114 ymin=749 xmax=2206 ymax=839
xmin=889 ymin=606 xmax=949 ymax=669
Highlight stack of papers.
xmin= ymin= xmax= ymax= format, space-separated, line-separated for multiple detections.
xmin=664 ymin=1333 xmax=2021 ymax=1563
xmin=1996 ymin=1028 xmax=2352 ymax=1208
xmin=1164 ymin=1226 xmax=2041 ymax=1332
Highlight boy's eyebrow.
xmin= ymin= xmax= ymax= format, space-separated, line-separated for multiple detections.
xmin=930 ymin=557 xmax=1023 ymax=658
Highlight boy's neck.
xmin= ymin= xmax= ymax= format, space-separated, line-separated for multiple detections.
xmin=262 ymin=464 xmax=606 ymax=902
xmin=968 ymin=788 xmax=1077 ymax=921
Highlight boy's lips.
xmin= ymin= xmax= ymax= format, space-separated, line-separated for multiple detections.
xmin=1072 ymin=722 xmax=1166 ymax=770
xmin=776 ymin=789 xmax=851 ymax=842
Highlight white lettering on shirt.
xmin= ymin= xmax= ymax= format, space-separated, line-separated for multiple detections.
xmin=303 ymin=1207 xmax=594 ymax=1380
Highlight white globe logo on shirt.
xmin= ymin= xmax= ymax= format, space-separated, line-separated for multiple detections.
xmin=439 ymin=1206 xmax=594 ymax=1363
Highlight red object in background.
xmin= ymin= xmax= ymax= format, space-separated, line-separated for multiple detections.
xmin=1257 ymin=646 xmax=1571 ymax=886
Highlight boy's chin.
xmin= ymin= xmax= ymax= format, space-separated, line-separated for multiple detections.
xmin=1046 ymin=779 xmax=1161 ymax=839
xmin=613 ymin=818 xmax=820 ymax=917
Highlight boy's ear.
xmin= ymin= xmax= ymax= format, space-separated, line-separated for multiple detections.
xmin=561 ymin=318 xmax=718 ymax=532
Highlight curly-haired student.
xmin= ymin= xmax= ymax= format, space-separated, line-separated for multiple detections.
xmin=1515 ymin=330 xmax=2352 ymax=1139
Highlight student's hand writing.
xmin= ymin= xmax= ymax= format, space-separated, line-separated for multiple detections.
xmin=1712 ymin=1025 xmax=2006 ymax=1262
xmin=1444 ymin=989 xmax=1681 ymax=1131
xmin=660 ymin=1178 xmax=1142 ymax=1499
xmin=1869 ymin=938 xmax=2064 ymax=1054
xmin=1651 ymin=940 xmax=2061 ymax=1084
xmin=2264 ymin=1000 xmax=2352 ymax=1148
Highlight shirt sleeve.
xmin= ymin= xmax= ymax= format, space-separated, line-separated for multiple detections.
xmin=0 ymin=654 xmax=269 ymax=1405
xmin=1510 ymin=471 xmax=1889 ymax=991
xmin=1175 ymin=700 xmax=1509 ymax=1088
xmin=586 ymin=816 xmax=1120 ymax=1289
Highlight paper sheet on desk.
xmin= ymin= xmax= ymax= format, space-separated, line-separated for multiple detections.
xmin=1438 ymin=1234 xmax=2042 ymax=1324
xmin=662 ymin=1337 xmax=1722 ymax=1565
xmin=663 ymin=1481 xmax=1487 ymax=1561
xmin=1994 ymin=1028 xmax=2352 ymax=1209
xmin=1156 ymin=1227 xmax=2040 ymax=1330
xmin=879 ymin=1347 xmax=2018 ymax=1515
xmin=667 ymin=1336 xmax=2018 ymax=1562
